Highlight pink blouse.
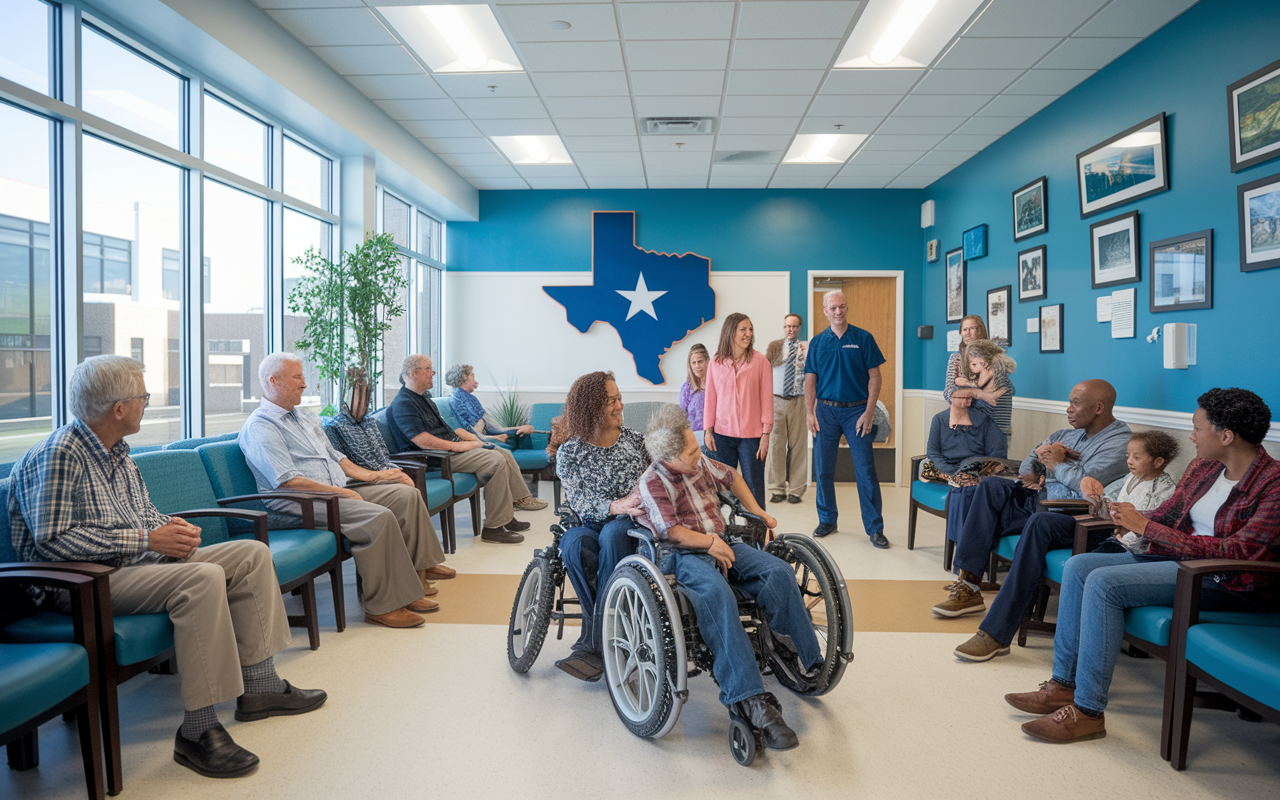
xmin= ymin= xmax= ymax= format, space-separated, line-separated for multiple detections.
xmin=703 ymin=350 xmax=774 ymax=439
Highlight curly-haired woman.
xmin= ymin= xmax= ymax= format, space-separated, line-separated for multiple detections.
xmin=550 ymin=371 xmax=651 ymax=681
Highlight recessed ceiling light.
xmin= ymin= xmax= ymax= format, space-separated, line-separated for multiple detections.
xmin=549 ymin=20 xmax=571 ymax=30
xmin=869 ymin=0 xmax=940 ymax=65
xmin=806 ymin=134 xmax=840 ymax=162
xmin=491 ymin=135 xmax=573 ymax=165
xmin=422 ymin=6 xmax=488 ymax=69
xmin=376 ymin=5 xmax=524 ymax=73
xmin=833 ymin=0 xmax=983 ymax=70
xmin=783 ymin=133 xmax=868 ymax=164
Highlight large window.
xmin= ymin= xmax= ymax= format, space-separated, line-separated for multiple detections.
xmin=81 ymin=25 xmax=185 ymax=151
xmin=379 ymin=190 xmax=442 ymax=402
xmin=282 ymin=207 xmax=333 ymax=412
xmin=284 ymin=138 xmax=330 ymax=212
xmin=204 ymin=93 xmax=268 ymax=184
xmin=0 ymin=0 xmax=52 ymax=96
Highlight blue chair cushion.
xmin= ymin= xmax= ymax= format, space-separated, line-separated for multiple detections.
xmin=910 ymin=480 xmax=949 ymax=511
xmin=1043 ymin=548 xmax=1072 ymax=583
xmin=994 ymin=533 xmax=1021 ymax=562
xmin=5 ymin=610 xmax=174 ymax=667
xmin=233 ymin=530 xmax=337 ymax=586
xmin=435 ymin=396 xmax=465 ymax=432
xmin=1123 ymin=606 xmax=1280 ymax=648
xmin=424 ymin=477 xmax=453 ymax=511
xmin=0 ymin=642 xmax=88 ymax=734
xmin=527 ymin=403 xmax=563 ymax=452
xmin=511 ymin=450 xmax=549 ymax=471
xmin=134 ymin=450 xmax=231 ymax=545
xmin=451 ymin=472 xmax=478 ymax=496
xmin=1184 ymin=623 xmax=1280 ymax=710
xmin=163 ymin=432 xmax=237 ymax=450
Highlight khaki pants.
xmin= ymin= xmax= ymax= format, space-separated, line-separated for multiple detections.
xmin=108 ymin=540 xmax=290 ymax=711
xmin=448 ymin=447 xmax=531 ymax=528
xmin=766 ymin=395 xmax=809 ymax=498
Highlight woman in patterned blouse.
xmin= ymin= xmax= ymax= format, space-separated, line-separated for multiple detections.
xmin=549 ymin=371 xmax=651 ymax=681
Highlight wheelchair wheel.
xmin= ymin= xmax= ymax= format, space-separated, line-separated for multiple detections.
xmin=600 ymin=563 xmax=680 ymax=738
xmin=729 ymin=717 xmax=757 ymax=766
xmin=766 ymin=535 xmax=852 ymax=696
xmin=508 ymin=556 xmax=555 ymax=673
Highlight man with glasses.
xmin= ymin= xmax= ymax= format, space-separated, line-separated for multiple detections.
xmin=9 ymin=355 xmax=327 ymax=779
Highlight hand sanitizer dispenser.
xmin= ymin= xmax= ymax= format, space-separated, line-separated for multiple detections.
xmin=1163 ymin=323 xmax=1197 ymax=369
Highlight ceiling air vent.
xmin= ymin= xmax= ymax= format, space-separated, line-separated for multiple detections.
xmin=643 ymin=117 xmax=715 ymax=135
xmin=714 ymin=150 xmax=780 ymax=164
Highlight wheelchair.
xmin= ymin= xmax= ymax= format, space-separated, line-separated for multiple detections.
xmin=507 ymin=492 xmax=854 ymax=766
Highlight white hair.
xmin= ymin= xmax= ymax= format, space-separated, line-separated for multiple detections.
xmin=70 ymin=355 xmax=144 ymax=423
xmin=259 ymin=351 xmax=302 ymax=388
xmin=645 ymin=403 xmax=692 ymax=463
xmin=822 ymin=290 xmax=846 ymax=309
xmin=400 ymin=354 xmax=431 ymax=384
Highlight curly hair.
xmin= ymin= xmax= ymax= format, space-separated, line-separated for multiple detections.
xmin=444 ymin=363 xmax=472 ymax=389
xmin=1198 ymin=388 xmax=1272 ymax=445
xmin=964 ymin=338 xmax=1016 ymax=378
xmin=645 ymin=403 xmax=691 ymax=463
xmin=714 ymin=313 xmax=754 ymax=364
xmin=1129 ymin=429 xmax=1180 ymax=466
xmin=548 ymin=371 xmax=616 ymax=455
xmin=956 ymin=315 xmax=988 ymax=381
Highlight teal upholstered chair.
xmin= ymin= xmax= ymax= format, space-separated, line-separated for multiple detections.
xmin=438 ymin=393 xmax=555 ymax=502
xmin=907 ymin=455 xmax=949 ymax=552
xmin=526 ymin=402 xmax=565 ymax=510
xmin=133 ymin=449 xmax=341 ymax=650
xmin=161 ymin=432 xmax=237 ymax=450
xmin=369 ymin=407 xmax=481 ymax=541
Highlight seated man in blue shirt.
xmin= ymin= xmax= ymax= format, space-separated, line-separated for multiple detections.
xmin=240 ymin=352 xmax=448 ymax=629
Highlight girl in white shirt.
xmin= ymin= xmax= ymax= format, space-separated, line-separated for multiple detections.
xmin=1081 ymin=430 xmax=1181 ymax=551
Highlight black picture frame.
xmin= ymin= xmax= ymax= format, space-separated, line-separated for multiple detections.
xmin=1039 ymin=303 xmax=1064 ymax=354
xmin=1017 ymin=245 xmax=1047 ymax=302
xmin=963 ymin=224 xmax=988 ymax=259
xmin=1090 ymin=210 xmax=1141 ymax=289
xmin=1076 ymin=112 xmax=1169 ymax=219
xmin=1012 ymin=176 xmax=1048 ymax=241
xmin=1228 ymin=57 xmax=1280 ymax=173
xmin=986 ymin=285 xmax=1011 ymax=347
xmin=1238 ymin=172 xmax=1280 ymax=272
xmin=1150 ymin=229 xmax=1213 ymax=312
xmin=945 ymin=247 xmax=966 ymax=323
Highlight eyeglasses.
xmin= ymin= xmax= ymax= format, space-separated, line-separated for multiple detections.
xmin=118 ymin=393 xmax=150 ymax=406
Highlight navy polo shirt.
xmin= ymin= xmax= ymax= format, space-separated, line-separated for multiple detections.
xmin=804 ymin=324 xmax=885 ymax=404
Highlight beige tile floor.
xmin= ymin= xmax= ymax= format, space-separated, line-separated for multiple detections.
xmin=6 ymin=483 xmax=1277 ymax=799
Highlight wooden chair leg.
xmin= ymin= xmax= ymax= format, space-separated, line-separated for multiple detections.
xmin=943 ymin=537 xmax=955 ymax=572
xmin=6 ymin=730 xmax=38 ymax=770
xmin=99 ymin=679 xmax=123 ymax=795
xmin=1169 ymin=667 xmax=1197 ymax=769
xmin=301 ymin=580 xmax=319 ymax=650
xmin=469 ymin=494 xmax=482 ymax=537
xmin=78 ymin=685 xmax=105 ymax=800
xmin=907 ymin=503 xmax=917 ymax=550
xmin=329 ymin=563 xmax=346 ymax=633
xmin=553 ymin=481 xmax=562 ymax=514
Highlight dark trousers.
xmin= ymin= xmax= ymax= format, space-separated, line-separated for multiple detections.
xmin=952 ymin=478 xmax=1040 ymax=578
xmin=814 ymin=403 xmax=883 ymax=536
xmin=559 ymin=516 xmax=636 ymax=652
xmin=979 ymin=510 xmax=1077 ymax=645
xmin=711 ymin=432 xmax=767 ymax=509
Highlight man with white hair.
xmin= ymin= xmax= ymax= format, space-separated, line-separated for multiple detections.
xmin=9 ymin=355 xmax=326 ymax=779
xmin=239 ymin=352 xmax=448 ymax=629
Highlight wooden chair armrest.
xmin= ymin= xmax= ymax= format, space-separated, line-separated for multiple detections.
xmin=172 ymin=508 xmax=270 ymax=545
xmin=216 ymin=491 xmax=340 ymax=532
xmin=0 ymin=561 xmax=116 ymax=577
xmin=0 ymin=570 xmax=98 ymax=648
xmin=1073 ymin=518 xmax=1118 ymax=553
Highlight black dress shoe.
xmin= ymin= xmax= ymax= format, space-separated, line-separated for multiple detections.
xmin=869 ymin=531 xmax=890 ymax=549
xmin=555 ymin=650 xmax=604 ymax=682
xmin=813 ymin=522 xmax=837 ymax=538
xmin=770 ymin=494 xmax=786 ymax=504
xmin=173 ymin=724 xmax=259 ymax=778
xmin=742 ymin=693 xmax=799 ymax=750
xmin=235 ymin=681 xmax=328 ymax=721
xmin=504 ymin=519 xmax=532 ymax=533
xmin=787 ymin=495 xmax=802 ymax=504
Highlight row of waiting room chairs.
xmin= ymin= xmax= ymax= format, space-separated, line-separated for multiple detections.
xmin=906 ymin=453 xmax=1280 ymax=770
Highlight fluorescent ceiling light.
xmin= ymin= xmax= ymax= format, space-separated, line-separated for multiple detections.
xmin=377 ymin=5 xmax=524 ymax=74
xmin=422 ymin=6 xmax=487 ymax=70
xmin=869 ymin=0 xmax=940 ymax=65
xmin=783 ymin=134 xmax=868 ymax=164
xmin=491 ymin=135 xmax=573 ymax=165
xmin=806 ymin=134 xmax=840 ymax=162
xmin=518 ymin=136 xmax=549 ymax=163
xmin=834 ymin=0 xmax=984 ymax=70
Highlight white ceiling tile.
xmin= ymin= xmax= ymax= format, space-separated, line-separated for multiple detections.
xmin=255 ymin=0 xmax=362 ymax=8
xmin=573 ymin=151 xmax=643 ymax=166
xmin=438 ymin=151 xmax=508 ymax=167
xmin=719 ymin=117 xmax=801 ymax=135
xmin=515 ymin=164 xmax=583 ymax=177
xmin=900 ymin=164 xmax=952 ymax=178
xmin=727 ymin=70 xmax=824 ymax=96
xmin=894 ymin=94 xmax=992 ymax=117
xmin=345 ymin=74 xmax=446 ymax=100
xmin=625 ymin=40 xmax=730 ymax=71
xmin=861 ymin=133 xmax=946 ymax=150
xmin=774 ymin=164 xmax=841 ymax=178
xmin=822 ymin=70 xmax=923 ymax=95
xmin=828 ymin=176 xmax=891 ymax=188
xmin=644 ymin=151 xmax=712 ymax=167
xmin=454 ymin=98 xmax=551 ymax=119
xmin=310 ymin=45 xmax=424 ymax=75
xmin=419 ymin=137 xmax=497 ymax=154
xmin=715 ymin=134 xmax=794 ymax=150
xmin=735 ymin=1 xmax=859 ymax=39
xmin=642 ymin=137 xmax=714 ymax=152
xmin=847 ymin=150 xmax=920 ymax=166
xmin=912 ymin=69 xmax=1023 ymax=95
xmin=577 ymin=163 xmax=646 ymax=176
xmin=887 ymin=176 xmax=935 ymax=188
xmin=498 ymin=4 xmax=620 ymax=42
xmin=646 ymin=165 xmax=710 ymax=177
xmin=935 ymin=38 xmax=1061 ymax=70
xmin=838 ymin=164 xmax=907 ymax=177
xmin=630 ymin=71 xmax=725 ymax=96
xmin=722 ymin=95 xmax=811 ymax=117
xmin=518 ymin=41 xmax=625 ymax=71
xmin=808 ymin=94 xmax=899 ymax=117
xmin=936 ymin=133 xmax=1002 ymax=150
xmin=375 ymin=98 xmax=465 ymax=120
xmin=648 ymin=177 xmax=708 ymax=188
xmin=731 ymin=39 xmax=840 ymax=71
xmin=587 ymin=177 xmax=649 ymax=189
xmin=618 ymin=2 xmax=735 ymax=39
xmin=564 ymin=135 xmax=641 ymax=151
xmin=798 ymin=116 xmax=883 ymax=134
xmin=468 ymin=178 xmax=529 ymax=190
xmin=711 ymin=164 xmax=778 ymax=176
xmin=1074 ymin=0 xmax=1199 ymax=39
xmin=769 ymin=176 xmax=830 ymax=188
xmin=634 ymin=96 xmax=722 ymax=117
xmin=876 ymin=116 xmax=967 ymax=134
xmin=709 ymin=176 xmax=771 ymax=188
xmin=544 ymin=96 xmax=635 ymax=117
xmin=453 ymin=165 xmax=522 ymax=178
xmin=1036 ymin=37 xmax=1142 ymax=70
xmin=953 ymin=116 xmax=1026 ymax=135
xmin=916 ymin=149 xmax=978 ymax=166
xmin=533 ymin=71 xmax=630 ymax=96
xmin=265 ymin=9 xmax=398 ymax=46
xmin=525 ymin=177 xmax=590 ymax=189
xmin=1005 ymin=69 xmax=1095 ymax=95
xmin=434 ymin=73 xmax=538 ymax=98
xmin=964 ymin=0 xmax=1108 ymax=38
xmin=474 ymin=118 xmax=560 ymax=136
xmin=979 ymin=94 xmax=1055 ymax=117
xmin=400 ymin=119 xmax=481 ymax=138
xmin=558 ymin=118 xmax=640 ymax=135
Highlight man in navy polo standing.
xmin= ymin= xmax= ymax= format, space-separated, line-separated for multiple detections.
xmin=804 ymin=290 xmax=890 ymax=548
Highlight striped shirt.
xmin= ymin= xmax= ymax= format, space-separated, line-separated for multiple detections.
xmin=635 ymin=455 xmax=733 ymax=540
xmin=9 ymin=420 xmax=170 ymax=566
xmin=239 ymin=398 xmax=350 ymax=517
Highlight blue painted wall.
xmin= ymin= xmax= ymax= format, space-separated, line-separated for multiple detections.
xmin=921 ymin=0 xmax=1280 ymax=412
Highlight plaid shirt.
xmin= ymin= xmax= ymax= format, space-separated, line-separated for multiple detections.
xmin=1142 ymin=449 xmax=1280 ymax=593
xmin=635 ymin=455 xmax=733 ymax=540
xmin=324 ymin=411 xmax=396 ymax=472
xmin=9 ymin=420 xmax=170 ymax=566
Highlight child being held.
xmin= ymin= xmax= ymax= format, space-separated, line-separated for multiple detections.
xmin=1079 ymin=430 xmax=1181 ymax=553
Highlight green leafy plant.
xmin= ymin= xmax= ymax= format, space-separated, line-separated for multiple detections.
xmin=489 ymin=372 xmax=530 ymax=428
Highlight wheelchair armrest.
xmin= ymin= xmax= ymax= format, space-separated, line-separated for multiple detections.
xmin=558 ymin=508 xmax=584 ymax=528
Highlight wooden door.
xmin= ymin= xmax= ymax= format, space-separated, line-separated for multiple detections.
xmin=811 ymin=277 xmax=897 ymax=449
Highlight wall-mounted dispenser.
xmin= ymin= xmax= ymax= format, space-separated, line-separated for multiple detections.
xmin=1163 ymin=322 xmax=1197 ymax=369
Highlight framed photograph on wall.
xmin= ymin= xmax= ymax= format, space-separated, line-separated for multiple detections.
xmin=927 ymin=239 xmax=940 ymax=262
xmin=986 ymin=285 xmax=1011 ymax=347
xmin=1076 ymin=113 xmax=1169 ymax=218
xmin=1012 ymin=176 xmax=1048 ymax=240
xmin=1239 ymin=173 xmax=1280 ymax=272
xmin=945 ymin=247 xmax=966 ymax=323
xmin=1039 ymin=304 xmax=1064 ymax=354
xmin=1228 ymin=58 xmax=1280 ymax=172
xmin=1090 ymin=211 xmax=1141 ymax=288
xmin=963 ymin=224 xmax=988 ymax=259
xmin=1150 ymin=229 xmax=1213 ymax=312
xmin=1018 ymin=245 xmax=1047 ymax=302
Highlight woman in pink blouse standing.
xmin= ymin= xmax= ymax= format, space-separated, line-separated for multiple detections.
xmin=704 ymin=312 xmax=774 ymax=508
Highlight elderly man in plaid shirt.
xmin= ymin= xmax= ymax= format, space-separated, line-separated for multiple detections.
xmin=1005 ymin=388 xmax=1280 ymax=744
xmin=633 ymin=404 xmax=822 ymax=751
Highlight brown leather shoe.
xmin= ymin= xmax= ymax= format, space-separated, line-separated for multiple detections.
xmin=421 ymin=565 xmax=456 ymax=580
xmin=365 ymin=608 xmax=426 ymax=628
xmin=1006 ymin=679 xmax=1075 ymax=715
xmin=421 ymin=581 xmax=438 ymax=597
xmin=1021 ymin=704 xmax=1106 ymax=743
xmin=407 ymin=597 xmax=439 ymax=613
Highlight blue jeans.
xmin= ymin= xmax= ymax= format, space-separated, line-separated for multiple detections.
xmin=952 ymin=478 xmax=1039 ymax=577
xmin=813 ymin=403 xmax=882 ymax=535
xmin=710 ymin=432 xmax=767 ymax=509
xmin=978 ymin=510 xmax=1076 ymax=645
xmin=660 ymin=543 xmax=823 ymax=707
xmin=559 ymin=516 xmax=636 ymax=652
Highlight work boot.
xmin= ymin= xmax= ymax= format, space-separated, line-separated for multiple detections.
xmin=742 ymin=693 xmax=798 ymax=750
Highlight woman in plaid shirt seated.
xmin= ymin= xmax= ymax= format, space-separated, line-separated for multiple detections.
xmin=634 ymin=404 xmax=823 ymax=751
xmin=1005 ymin=388 xmax=1280 ymax=744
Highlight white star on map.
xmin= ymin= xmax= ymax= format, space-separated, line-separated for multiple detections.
xmin=616 ymin=272 xmax=668 ymax=321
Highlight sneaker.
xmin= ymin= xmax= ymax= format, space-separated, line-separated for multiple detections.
xmin=481 ymin=527 xmax=524 ymax=544
xmin=869 ymin=531 xmax=890 ymax=549
xmin=504 ymin=519 xmax=532 ymax=533
xmin=932 ymin=581 xmax=985 ymax=617
xmin=770 ymin=493 xmax=786 ymax=504
xmin=1006 ymin=679 xmax=1075 ymax=715
xmin=514 ymin=496 xmax=548 ymax=511
xmin=954 ymin=630 xmax=1010 ymax=662
xmin=1021 ymin=704 xmax=1106 ymax=743
xmin=813 ymin=522 xmax=837 ymax=538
